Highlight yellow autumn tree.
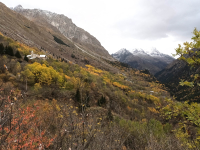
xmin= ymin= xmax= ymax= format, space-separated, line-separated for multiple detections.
xmin=22 ymin=62 xmax=64 ymax=86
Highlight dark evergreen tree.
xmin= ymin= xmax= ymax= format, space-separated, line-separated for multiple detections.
xmin=24 ymin=55 xmax=29 ymax=62
xmin=5 ymin=46 xmax=14 ymax=56
xmin=85 ymin=91 xmax=90 ymax=107
xmin=4 ymin=46 xmax=8 ymax=54
xmin=15 ymin=50 xmax=22 ymax=58
xmin=75 ymin=88 xmax=81 ymax=103
xmin=98 ymin=96 xmax=106 ymax=106
xmin=10 ymin=46 xmax=15 ymax=56
xmin=0 ymin=43 xmax=4 ymax=55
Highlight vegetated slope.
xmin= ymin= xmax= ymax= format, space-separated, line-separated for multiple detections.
xmin=13 ymin=5 xmax=113 ymax=60
xmin=155 ymin=49 xmax=200 ymax=102
xmin=112 ymin=48 xmax=175 ymax=74
xmin=0 ymin=2 xmax=117 ymax=73
xmin=1 ymin=32 xmax=200 ymax=149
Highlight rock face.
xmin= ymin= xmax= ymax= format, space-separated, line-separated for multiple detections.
xmin=112 ymin=48 xmax=175 ymax=74
xmin=13 ymin=5 xmax=111 ymax=59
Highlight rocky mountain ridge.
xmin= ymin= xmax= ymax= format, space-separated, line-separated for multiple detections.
xmin=0 ymin=2 xmax=116 ymax=73
xmin=112 ymin=48 xmax=175 ymax=74
xmin=12 ymin=5 xmax=112 ymax=59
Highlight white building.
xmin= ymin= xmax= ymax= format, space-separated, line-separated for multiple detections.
xmin=27 ymin=51 xmax=47 ymax=60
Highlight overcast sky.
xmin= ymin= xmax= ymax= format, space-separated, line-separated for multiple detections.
xmin=1 ymin=0 xmax=200 ymax=56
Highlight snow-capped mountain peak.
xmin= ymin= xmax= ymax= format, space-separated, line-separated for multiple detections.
xmin=131 ymin=48 xmax=148 ymax=55
xmin=14 ymin=5 xmax=23 ymax=11
xmin=13 ymin=5 xmax=56 ymax=19
xmin=111 ymin=48 xmax=132 ymax=61
xmin=148 ymin=48 xmax=163 ymax=56
xmin=114 ymin=47 xmax=169 ymax=57
xmin=115 ymin=48 xmax=130 ymax=55
xmin=112 ymin=47 xmax=175 ymax=74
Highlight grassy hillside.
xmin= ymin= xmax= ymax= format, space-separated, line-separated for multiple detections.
xmin=1 ymin=32 xmax=200 ymax=149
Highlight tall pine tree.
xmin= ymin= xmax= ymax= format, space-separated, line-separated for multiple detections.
xmin=15 ymin=50 xmax=22 ymax=58
xmin=98 ymin=96 xmax=106 ymax=106
xmin=5 ymin=46 xmax=14 ymax=56
xmin=75 ymin=88 xmax=81 ymax=103
xmin=0 ymin=43 xmax=4 ymax=55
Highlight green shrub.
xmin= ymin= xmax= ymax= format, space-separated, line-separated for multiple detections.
xmin=53 ymin=35 xmax=69 ymax=47
xmin=148 ymin=119 xmax=165 ymax=139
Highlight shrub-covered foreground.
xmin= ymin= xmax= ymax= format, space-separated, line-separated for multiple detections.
xmin=1 ymin=33 xmax=200 ymax=149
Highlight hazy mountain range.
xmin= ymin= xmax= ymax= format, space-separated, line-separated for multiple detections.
xmin=112 ymin=48 xmax=175 ymax=74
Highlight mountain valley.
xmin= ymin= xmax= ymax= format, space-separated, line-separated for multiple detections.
xmin=0 ymin=2 xmax=200 ymax=149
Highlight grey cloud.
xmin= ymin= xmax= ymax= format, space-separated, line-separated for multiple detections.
xmin=113 ymin=0 xmax=200 ymax=40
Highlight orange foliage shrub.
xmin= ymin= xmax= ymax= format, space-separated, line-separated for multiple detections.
xmin=65 ymin=75 xmax=71 ymax=80
xmin=113 ymin=82 xmax=130 ymax=90
xmin=148 ymin=107 xmax=159 ymax=114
